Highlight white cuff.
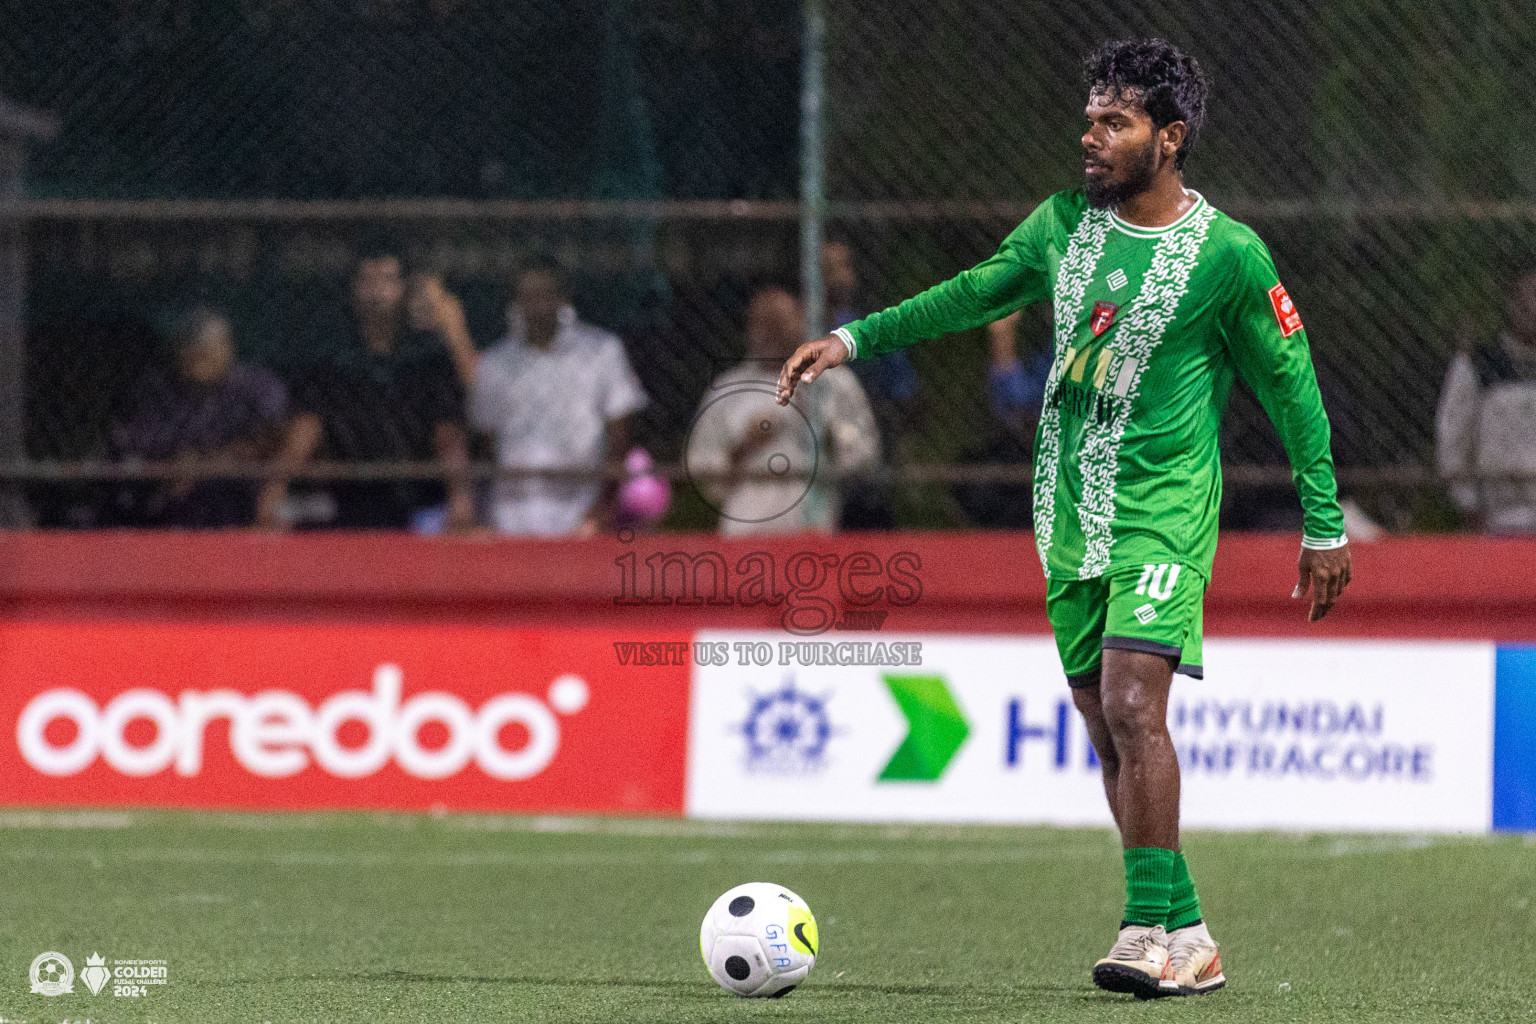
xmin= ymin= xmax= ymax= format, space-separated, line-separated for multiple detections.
xmin=832 ymin=327 xmax=857 ymax=361
xmin=1301 ymin=534 xmax=1349 ymax=550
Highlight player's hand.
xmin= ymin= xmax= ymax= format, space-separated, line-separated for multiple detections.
xmin=776 ymin=335 xmax=849 ymax=405
xmin=1294 ymin=543 xmax=1351 ymax=622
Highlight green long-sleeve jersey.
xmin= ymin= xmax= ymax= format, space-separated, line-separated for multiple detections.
xmin=835 ymin=188 xmax=1346 ymax=581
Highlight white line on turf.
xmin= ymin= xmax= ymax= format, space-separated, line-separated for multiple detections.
xmin=1324 ymin=835 xmax=1434 ymax=857
xmin=0 ymin=844 xmax=1099 ymax=868
xmin=0 ymin=810 xmax=136 ymax=829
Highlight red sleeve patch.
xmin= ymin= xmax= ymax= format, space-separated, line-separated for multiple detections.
xmin=1268 ymin=282 xmax=1303 ymax=337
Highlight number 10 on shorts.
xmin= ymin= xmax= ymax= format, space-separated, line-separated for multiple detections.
xmin=1134 ymin=563 xmax=1181 ymax=601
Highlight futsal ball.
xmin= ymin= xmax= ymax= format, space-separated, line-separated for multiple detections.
xmin=699 ymin=882 xmax=818 ymax=997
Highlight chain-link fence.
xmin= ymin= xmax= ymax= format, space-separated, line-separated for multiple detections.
xmin=2 ymin=0 xmax=1533 ymax=532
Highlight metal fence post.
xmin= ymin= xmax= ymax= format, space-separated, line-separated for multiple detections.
xmin=800 ymin=0 xmax=827 ymax=343
xmin=0 ymin=96 xmax=57 ymax=529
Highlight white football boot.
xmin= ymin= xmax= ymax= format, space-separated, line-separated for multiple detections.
xmin=1160 ymin=921 xmax=1225 ymax=996
xmin=1092 ymin=923 xmax=1169 ymax=998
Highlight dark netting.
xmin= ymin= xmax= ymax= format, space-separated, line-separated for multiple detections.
xmin=824 ymin=0 xmax=1536 ymax=530
xmin=0 ymin=0 xmax=1531 ymax=530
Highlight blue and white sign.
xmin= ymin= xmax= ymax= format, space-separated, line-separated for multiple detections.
xmin=687 ymin=632 xmax=1503 ymax=833
xmin=1176 ymin=640 xmax=1493 ymax=831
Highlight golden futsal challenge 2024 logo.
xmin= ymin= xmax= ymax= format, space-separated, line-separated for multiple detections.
xmin=28 ymin=951 xmax=167 ymax=998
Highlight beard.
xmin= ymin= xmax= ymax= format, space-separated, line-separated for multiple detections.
xmin=1085 ymin=136 xmax=1160 ymax=208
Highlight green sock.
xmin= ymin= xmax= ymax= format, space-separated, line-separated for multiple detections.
xmin=1122 ymin=847 xmax=1176 ymax=928
xmin=1167 ymin=851 xmax=1203 ymax=931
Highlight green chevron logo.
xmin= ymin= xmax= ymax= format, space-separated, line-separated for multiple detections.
xmin=878 ymin=674 xmax=970 ymax=781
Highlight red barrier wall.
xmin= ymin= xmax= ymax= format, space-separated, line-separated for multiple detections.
xmin=0 ymin=531 xmax=1531 ymax=640
xmin=0 ymin=621 xmax=691 ymax=814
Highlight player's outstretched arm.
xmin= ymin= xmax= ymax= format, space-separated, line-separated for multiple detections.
xmin=776 ymin=334 xmax=849 ymax=405
xmin=1294 ymin=543 xmax=1351 ymax=622
xmin=817 ymin=196 xmax=1064 ymax=373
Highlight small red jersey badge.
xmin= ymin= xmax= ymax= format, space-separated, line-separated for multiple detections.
xmin=1090 ymin=300 xmax=1120 ymax=337
xmin=1268 ymin=283 xmax=1303 ymax=337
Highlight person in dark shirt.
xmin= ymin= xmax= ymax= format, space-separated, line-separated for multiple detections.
xmin=264 ymin=251 xmax=479 ymax=530
xmin=114 ymin=307 xmax=288 ymax=528
xmin=823 ymin=240 xmax=916 ymax=530
xmin=953 ymin=310 xmax=1054 ymax=529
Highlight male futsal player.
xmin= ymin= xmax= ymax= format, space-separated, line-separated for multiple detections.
xmin=776 ymin=38 xmax=1351 ymax=998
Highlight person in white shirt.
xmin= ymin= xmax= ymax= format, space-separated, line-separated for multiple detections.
xmin=470 ymin=263 xmax=647 ymax=536
xmin=687 ymin=286 xmax=879 ymax=536
xmin=1437 ymin=270 xmax=1536 ymax=534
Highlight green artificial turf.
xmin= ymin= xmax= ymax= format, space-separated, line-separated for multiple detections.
xmin=0 ymin=810 xmax=1533 ymax=1023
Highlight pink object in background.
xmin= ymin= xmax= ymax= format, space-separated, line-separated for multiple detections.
xmin=617 ymin=447 xmax=671 ymax=527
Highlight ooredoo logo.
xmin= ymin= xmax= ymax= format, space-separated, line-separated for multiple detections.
xmin=15 ymin=664 xmax=591 ymax=782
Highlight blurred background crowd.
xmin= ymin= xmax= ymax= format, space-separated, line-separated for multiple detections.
xmin=0 ymin=0 xmax=1533 ymax=536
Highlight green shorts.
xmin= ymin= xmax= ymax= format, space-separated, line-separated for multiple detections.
xmin=1046 ymin=560 xmax=1205 ymax=688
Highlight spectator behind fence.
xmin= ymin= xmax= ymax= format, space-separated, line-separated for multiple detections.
xmin=954 ymin=310 xmax=1054 ymax=528
xmin=986 ymin=310 xmax=1054 ymax=439
xmin=265 ymin=251 xmax=478 ymax=531
xmin=113 ymin=307 xmax=288 ymax=528
xmin=469 ymin=264 xmax=646 ymax=536
xmin=689 ymin=286 xmax=879 ymax=536
xmin=824 ymin=239 xmax=914 ymax=529
xmin=1437 ymin=269 xmax=1536 ymax=533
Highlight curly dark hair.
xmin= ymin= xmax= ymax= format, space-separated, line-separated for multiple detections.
xmin=1083 ymin=39 xmax=1208 ymax=171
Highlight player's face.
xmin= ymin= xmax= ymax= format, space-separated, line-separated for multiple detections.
xmin=1082 ymin=89 xmax=1161 ymax=208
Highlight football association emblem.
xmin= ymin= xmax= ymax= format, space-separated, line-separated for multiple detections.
xmin=81 ymin=952 xmax=111 ymax=995
xmin=1090 ymin=300 xmax=1119 ymax=336
xmin=1268 ymin=282 xmax=1303 ymax=336
xmin=29 ymin=950 xmax=73 ymax=995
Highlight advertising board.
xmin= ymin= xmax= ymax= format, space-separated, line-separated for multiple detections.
xmin=0 ymin=621 xmax=692 ymax=814
xmin=687 ymin=632 xmax=1498 ymax=832
xmin=2 ymin=620 xmax=1524 ymax=833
